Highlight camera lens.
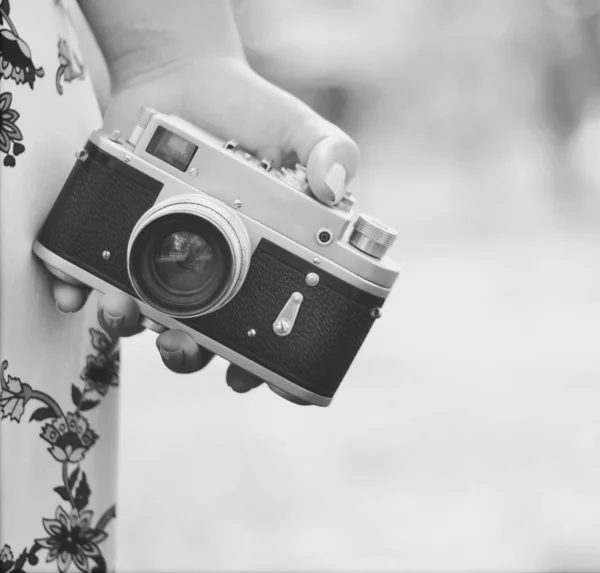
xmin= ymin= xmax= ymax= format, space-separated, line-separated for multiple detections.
xmin=128 ymin=196 xmax=251 ymax=318
xmin=153 ymin=231 xmax=221 ymax=297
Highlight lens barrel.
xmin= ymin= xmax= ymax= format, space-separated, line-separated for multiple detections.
xmin=127 ymin=195 xmax=251 ymax=318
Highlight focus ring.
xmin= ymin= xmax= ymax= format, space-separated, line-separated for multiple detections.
xmin=127 ymin=194 xmax=251 ymax=318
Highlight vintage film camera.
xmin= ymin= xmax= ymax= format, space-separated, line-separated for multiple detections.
xmin=33 ymin=108 xmax=399 ymax=406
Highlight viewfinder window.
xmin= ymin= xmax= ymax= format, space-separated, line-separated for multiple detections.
xmin=146 ymin=126 xmax=198 ymax=172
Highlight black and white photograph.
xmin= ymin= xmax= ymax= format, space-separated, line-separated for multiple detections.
xmin=1 ymin=1 xmax=599 ymax=572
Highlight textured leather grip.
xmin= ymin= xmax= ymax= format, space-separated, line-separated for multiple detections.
xmin=38 ymin=143 xmax=163 ymax=291
xmin=186 ymin=240 xmax=384 ymax=397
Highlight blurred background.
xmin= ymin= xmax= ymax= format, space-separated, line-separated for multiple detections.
xmin=110 ymin=0 xmax=600 ymax=571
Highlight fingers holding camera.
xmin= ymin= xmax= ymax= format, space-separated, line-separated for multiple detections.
xmin=53 ymin=282 xmax=263 ymax=386
xmin=94 ymin=292 xmax=215 ymax=374
xmin=97 ymin=294 xmax=211 ymax=373
xmin=154 ymin=331 xmax=264 ymax=390
xmin=52 ymin=279 xmax=90 ymax=313
xmin=306 ymin=134 xmax=360 ymax=207
xmin=155 ymin=329 xmax=214 ymax=374
xmin=234 ymin=74 xmax=360 ymax=205
xmin=281 ymin=110 xmax=360 ymax=206
xmin=53 ymin=281 xmax=147 ymax=339
xmin=97 ymin=291 xmax=145 ymax=337
xmin=227 ymin=65 xmax=361 ymax=205
xmin=226 ymin=363 xmax=264 ymax=394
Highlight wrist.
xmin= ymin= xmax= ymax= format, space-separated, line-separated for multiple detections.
xmin=110 ymin=53 xmax=245 ymax=95
xmin=100 ymin=56 xmax=252 ymax=135
xmin=79 ymin=0 xmax=246 ymax=92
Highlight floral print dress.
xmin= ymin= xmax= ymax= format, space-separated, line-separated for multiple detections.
xmin=0 ymin=1 xmax=119 ymax=571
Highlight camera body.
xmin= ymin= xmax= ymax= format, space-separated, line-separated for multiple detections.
xmin=34 ymin=108 xmax=399 ymax=407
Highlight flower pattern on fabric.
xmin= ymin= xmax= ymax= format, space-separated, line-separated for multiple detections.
xmin=89 ymin=329 xmax=111 ymax=355
xmin=0 ymin=546 xmax=15 ymax=573
xmin=35 ymin=507 xmax=107 ymax=573
xmin=0 ymin=543 xmax=41 ymax=573
xmin=0 ymin=92 xmax=25 ymax=167
xmin=80 ymin=355 xmax=119 ymax=397
xmin=0 ymin=0 xmax=45 ymax=89
xmin=55 ymin=37 xmax=85 ymax=95
xmin=0 ymin=326 xmax=118 ymax=572
xmin=1 ymin=2 xmax=113 ymax=571
xmin=79 ymin=330 xmax=120 ymax=397
xmin=0 ymin=361 xmax=33 ymax=421
xmin=40 ymin=412 xmax=99 ymax=464
xmin=0 ymin=29 xmax=45 ymax=88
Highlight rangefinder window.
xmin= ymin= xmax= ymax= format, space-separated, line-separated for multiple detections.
xmin=146 ymin=127 xmax=198 ymax=172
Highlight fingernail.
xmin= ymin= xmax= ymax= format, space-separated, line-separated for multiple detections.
xmin=102 ymin=309 xmax=124 ymax=329
xmin=158 ymin=345 xmax=184 ymax=365
xmin=325 ymin=162 xmax=347 ymax=203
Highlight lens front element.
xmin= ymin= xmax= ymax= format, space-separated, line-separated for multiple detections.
xmin=153 ymin=231 xmax=221 ymax=296
xmin=128 ymin=195 xmax=251 ymax=318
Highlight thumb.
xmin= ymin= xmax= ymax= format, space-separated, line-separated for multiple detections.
xmin=284 ymin=114 xmax=360 ymax=206
xmin=102 ymin=61 xmax=360 ymax=206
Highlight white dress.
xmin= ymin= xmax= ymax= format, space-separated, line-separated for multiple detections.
xmin=0 ymin=1 xmax=119 ymax=571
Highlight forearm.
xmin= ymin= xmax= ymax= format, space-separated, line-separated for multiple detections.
xmin=78 ymin=0 xmax=245 ymax=91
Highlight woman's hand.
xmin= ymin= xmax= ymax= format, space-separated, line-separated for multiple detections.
xmin=52 ymin=55 xmax=359 ymax=390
